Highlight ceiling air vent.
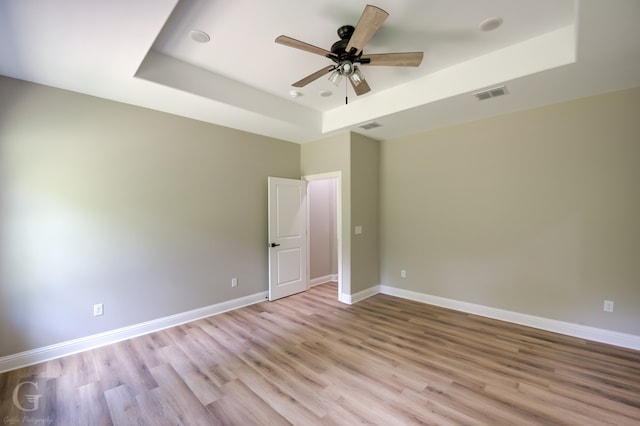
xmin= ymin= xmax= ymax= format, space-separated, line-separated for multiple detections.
xmin=473 ymin=85 xmax=509 ymax=101
xmin=359 ymin=121 xmax=382 ymax=130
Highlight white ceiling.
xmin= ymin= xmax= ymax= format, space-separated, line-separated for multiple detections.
xmin=1 ymin=0 xmax=639 ymax=143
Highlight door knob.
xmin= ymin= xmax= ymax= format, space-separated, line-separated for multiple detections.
xmin=269 ymin=243 xmax=281 ymax=247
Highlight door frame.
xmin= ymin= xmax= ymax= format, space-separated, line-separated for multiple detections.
xmin=302 ymin=172 xmax=342 ymax=301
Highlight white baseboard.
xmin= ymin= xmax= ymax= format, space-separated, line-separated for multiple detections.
xmin=378 ymin=285 xmax=640 ymax=351
xmin=5 ymin=285 xmax=637 ymax=373
xmin=0 ymin=291 xmax=268 ymax=373
xmin=343 ymin=285 xmax=379 ymax=305
xmin=309 ymin=274 xmax=338 ymax=287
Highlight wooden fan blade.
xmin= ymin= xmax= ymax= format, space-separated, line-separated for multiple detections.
xmin=361 ymin=52 xmax=424 ymax=67
xmin=292 ymin=65 xmax=335 ymax=87
xmin=275 ymin=35 xmax=332 ymax=58
xmin=346 ymin=5 xmax=389 ymax=56
xmin=350 ymin=73 xmax=371 ymax=96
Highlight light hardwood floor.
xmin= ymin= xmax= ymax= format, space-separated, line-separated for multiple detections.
xmin=1 ymin=282 xmax=639 ymax=425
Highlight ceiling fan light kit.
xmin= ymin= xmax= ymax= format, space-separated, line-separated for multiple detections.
xmin=338 ymin=61 xmax=354 ymax=76
xmin=328 ymin=61 xmax=364 ymax=87
xmin=275 ymin=4 xmax=424 ymax=100
xmin=350 ymin=68 xmax=364 ymax=86
xmin=328 ymin=70 xmax=343 ymax=86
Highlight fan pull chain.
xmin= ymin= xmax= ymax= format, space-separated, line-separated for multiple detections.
xmin=345 ymin=80 xmax=348 ymax=105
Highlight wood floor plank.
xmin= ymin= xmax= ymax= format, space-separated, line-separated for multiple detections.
xmin=238 ymin=348 xmax=329 ymax=418
xmin=208 ymin=378 xmax=290 ymax=425
xmin=516 ymin=381 xmax=637 ymax=425
xmin=157 ymin=343 xmax=224 ymax=406
xmin=93 ymin=341 xmax=158 ymax=397
xmin=55 ymin=381 xmax=113 ymax=426
xmin=230 ymin=363 xmax=322 ymax=424
xmin=127 ymin=333 xmax=168 ymax=371
xmin=104 ymin=384 xmax=148 ymax=425
xmin=392 ymin=387 xmax=483 ymax=426
xmin=146 ymin=363 xmax=219 ymax=425
xmin=1 ymin=282 xmax=639 ymax=425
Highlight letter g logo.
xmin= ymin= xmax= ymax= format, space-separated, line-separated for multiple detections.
xmin=12 ymin=381 xmax=42 ymax=412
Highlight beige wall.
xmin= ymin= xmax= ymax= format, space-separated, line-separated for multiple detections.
xmin=350 ymin=133 xmax=380 ymax=294
xmin=0 ymin=76 xmax=300 ymax=356
xmin=380 ymin=87 xmax=640 ymax=335
xmin=3 ymin=72 xmax=637 ymax=358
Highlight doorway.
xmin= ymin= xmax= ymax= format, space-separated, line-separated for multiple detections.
xmin=304 ymin=172 xmax=342 ymax=300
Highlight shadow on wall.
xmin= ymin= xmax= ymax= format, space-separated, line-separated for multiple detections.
xmin=0 ymin=83 xmax=29 ymax=358
xmin=0 ymin=3 xmax=26 ymax=77
xmin=0 ymin=80 xmax=112 ymax=358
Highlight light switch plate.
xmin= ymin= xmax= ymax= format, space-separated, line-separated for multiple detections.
xmin=355 ymin=226 xmax=362 ymax=235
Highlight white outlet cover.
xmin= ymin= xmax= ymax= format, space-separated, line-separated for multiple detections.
xmin=93 ymin=304 xmax=104 ymax=316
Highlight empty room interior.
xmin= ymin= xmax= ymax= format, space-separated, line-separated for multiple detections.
xmin=1 ymin=0 xmax=639 ymax=424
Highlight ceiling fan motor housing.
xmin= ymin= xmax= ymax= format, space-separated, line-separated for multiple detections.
xmin=337 ymin=25 xmax=354 ymax=40
xmin=331 ymin=25 xmax=361 ymax=63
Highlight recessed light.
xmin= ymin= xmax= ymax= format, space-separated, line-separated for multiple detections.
xmin=319 ymin=90 xmax=333 ymax=97
xmin=289 ymin=90 xmax=303 ymax=98
xmin=189 ymin=29 xmax=211 ymax=43
xmin=479 ymin=17 xmax=503 ymax=32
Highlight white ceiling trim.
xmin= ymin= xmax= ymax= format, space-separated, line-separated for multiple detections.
xmin=323 ymin=25 xmax=577 ymax=132
xmin=135 ymin=51 xmax=321 ymax=131
xmin=1 ymin=0 xmax=638 ymax=144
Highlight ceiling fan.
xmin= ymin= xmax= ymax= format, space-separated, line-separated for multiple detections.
xmin=275 ymin=4 xmax=424 ymax=100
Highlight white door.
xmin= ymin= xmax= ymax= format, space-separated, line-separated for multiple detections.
xmin=268 ymin=177 xmax=308 ymax=301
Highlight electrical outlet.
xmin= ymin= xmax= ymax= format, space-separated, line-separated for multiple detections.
xmin=231 ymin=277 xmax=238 ymax=288
xmin=93 ymin=303 xmax=104 ymax=316
xmin=603 ymin=300 xmax=614 ymax=312
xmin=401 ymin=269 xmax=407 ymax=278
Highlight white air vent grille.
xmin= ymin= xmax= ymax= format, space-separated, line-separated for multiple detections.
xmin=359 ymin=121 xmax=382 ymax=130
xmin=473 ymin=85 xmax=509 ymax=101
